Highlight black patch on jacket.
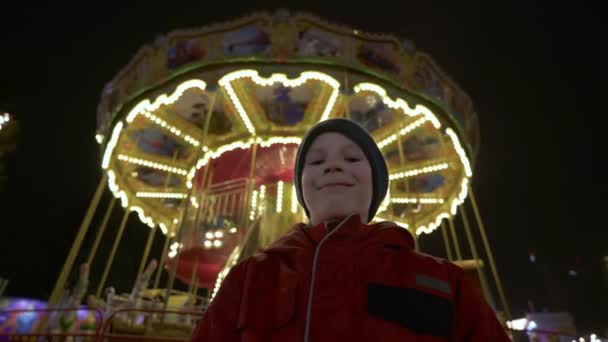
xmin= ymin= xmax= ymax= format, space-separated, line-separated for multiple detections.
xmin=367 ymin=282 xmax=453 ymax=338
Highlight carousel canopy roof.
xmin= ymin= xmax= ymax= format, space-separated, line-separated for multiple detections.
xmin=96 ymin=11 xmax=478 ymax=237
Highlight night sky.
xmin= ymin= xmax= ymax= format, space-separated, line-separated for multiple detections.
xmin=1 ymin=1 xmax=606 ymax=335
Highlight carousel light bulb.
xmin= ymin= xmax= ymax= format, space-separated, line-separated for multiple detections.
xmin=276 ymin=181 xmax=284 ymax=213
xmin=213 ymin=240 xmax=222 ymax=248
xmin=354 ymin=82 xmax=441 ymax=128
xmin=291 ymin=184 xmax=298 ymax=213
xmin=205 ymin=232 xmax=214 ymax=239
xmin=229 ymin=227 xmax=237 ymax=233
xmin=159 ymin=224 xmax=168 ymax=235
xmin=220 ymin=70 xmax=339 ymax=128
xmin=204 ymin=240 xmax=212 ymax=249
xmin=102 ymin=122 xmax=124 ymax=169
xmin=446 ymin=128 xmax=473 ymax=177
xmin=214 ymin=231 xmax=224 ymax=239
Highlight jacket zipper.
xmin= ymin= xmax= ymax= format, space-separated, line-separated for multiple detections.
xmin=304 ymin=214 xmax=355 ymax=342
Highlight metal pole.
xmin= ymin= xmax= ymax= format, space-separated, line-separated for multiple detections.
xmin=448 ymin=216 xmax=463 ymax=260
xmin=87 ymin=197 xmax=117 ymax=265
xmin=468 ymin=184 xmax=512 ymax=320
xmin=459 ymin=205 xmax=493 ymax=306
xmin=440 ymin=221 xmax=454 ymax=261
xmin=153 ymin=234 xmax=171 ymax=289
xmin=242 ymin=140 xmax=259 ymax=226
xmin=96 ymin=209 xmax=130 ymax=298
xmin=135 ymin=226 xmax=157 ymax=284
xmin=163 ymin=92 xmax=217 ymax=312
xmin=344 ymin=69 xmax=351 ymax=119
xmin=49 ymin=172 xmax=108 ymax=306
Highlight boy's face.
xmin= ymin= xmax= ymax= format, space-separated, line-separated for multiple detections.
xmin=301 ymin=132 xmax=373 ymax=225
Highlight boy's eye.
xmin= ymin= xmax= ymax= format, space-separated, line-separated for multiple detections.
xmin=346 ymin=157 xmax=360 ymax=162
xmin=309 ymin=160 xmax=323 ymax=165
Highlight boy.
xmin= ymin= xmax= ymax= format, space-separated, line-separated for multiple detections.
xmin=191 ymin=118 xmax=510 ymax=341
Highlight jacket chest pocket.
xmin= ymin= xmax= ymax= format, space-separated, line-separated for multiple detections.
xmin=367 ymin=282 xmax=453 ymax=340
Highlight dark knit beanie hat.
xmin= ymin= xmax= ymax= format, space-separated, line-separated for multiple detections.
xmin=294 ymin=118 xmax=389 ymax=223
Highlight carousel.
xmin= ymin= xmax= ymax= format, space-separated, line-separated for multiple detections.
xmin=0 ymin=10 xmax=511 ymax=339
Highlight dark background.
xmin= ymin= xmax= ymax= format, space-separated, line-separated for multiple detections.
xmin=1 ymin=1 xmax=606 ymax=335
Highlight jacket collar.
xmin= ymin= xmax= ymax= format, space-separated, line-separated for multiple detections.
xmin=264 ymin=214 xmax=415 ymax=255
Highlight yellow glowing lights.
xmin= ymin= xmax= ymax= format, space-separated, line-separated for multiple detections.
xmin=391 ymin=198 xmax=445 ymax=204
xmin=204 ymin=228 xmax=226 ymax=249
xmin=211 ymin=267 xmax=231 ymax=300
xmin=389 ymin=163 xmax=449 ymax=181
xmin=291 ymin=184 xmax=298 ymax=213
xmin=188 ymin=137 xmax=302 ymax=189
xmin=126 ymin=79 xmax=207 ymax=123
xmin=276 ymin=181 xmax=284 ymax=213
xmin=446 ymin=128 xmax=473 ymax=177
xmin=415 ymin=213 xmax=451 ymax=236
xmin=159 ymin=224 xmax=168 ymax=235
xmin=130 ymin=206 xmax=155 ymax=228
xmin=136 ymin=192 xmax=188 ymax=199
xmin=354 ymin=83 xmax=441 ymax=129
xmin=259 ymin=136 xmax=302 ymax=147
xmin=139 ymin=111 xmax=201 ymax=147
xmin=451 ymin=178 xmax=470 ymax=216
xmin=168 ymin=242 xmax=182 ymax=258
xmin=190 ymin=196 xmax=199 ymax=208
xmin=249 ymin=190 xmax=258 ymax=221
xmin=117 ymin=154 xmax=189 ymax=175
xmin=219 ymin=70 xmax=341 ymax=133
xmin=257 ymin=185 xmax=266 ymax=216
xmin=102 ymin=122 xmax=124 ymax=169
xmin=107 ymin=170 xmax=129 ymax=208
xmin=102 ymin=71 xmax=476 ymax=239
xmin=378 ymin=117 xmax=429 ymax=149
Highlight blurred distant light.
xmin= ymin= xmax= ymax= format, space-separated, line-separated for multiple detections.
xmin=0 ymin=112 xmax=10 ymax=131
xmin=506 ymin=318 xmax=527 ymax=330
xmin=529 ymin=252 xmax=536 ymax=263
xmin=527 ymin=321 xmax=537 ymax=331
xmin=569 ymin=269 xmax=578 ymax=277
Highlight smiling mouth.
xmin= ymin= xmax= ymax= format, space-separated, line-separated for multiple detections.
xmin=318 ymin=183 xmax=354 ymax=190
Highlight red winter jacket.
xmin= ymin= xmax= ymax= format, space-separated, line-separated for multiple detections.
xmin=191 ymin=214 xmax=510 ymax=341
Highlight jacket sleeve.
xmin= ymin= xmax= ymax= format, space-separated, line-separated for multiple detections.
xmin=450 ymin=272 xmax=511 ymax=342
xmin=190 ymin=259 xmax=249 ymax=342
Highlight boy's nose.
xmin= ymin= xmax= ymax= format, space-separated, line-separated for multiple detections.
xmin=324 ymin=165 xmax=343 ymax=174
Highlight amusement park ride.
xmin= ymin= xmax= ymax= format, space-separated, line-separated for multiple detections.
xmin=1 ymin=10 xmax=517 ymax=340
